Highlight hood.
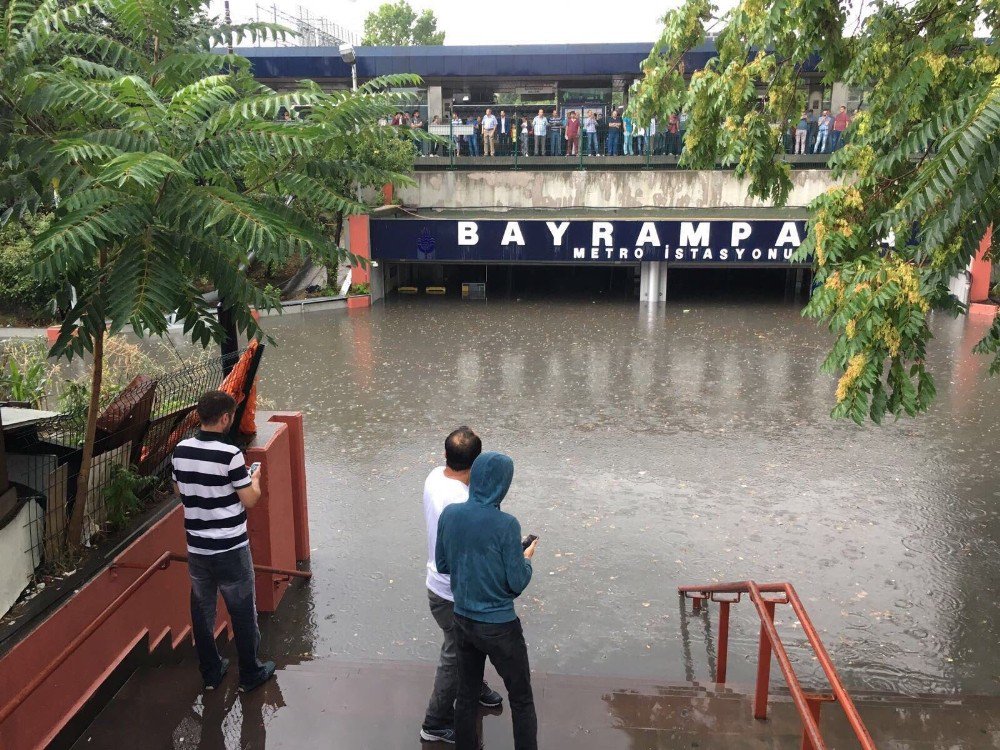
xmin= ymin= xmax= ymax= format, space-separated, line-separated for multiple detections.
xmin=468 ymin=452 xmax=514 ymax=508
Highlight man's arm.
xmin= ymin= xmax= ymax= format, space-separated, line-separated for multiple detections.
xmin=435 ymin=512 xmax=450 ymax=575
xmin=229 ymin=452 xmax=261 ymax=508
xmin=502 ymin=518 xmax=533 ymax=596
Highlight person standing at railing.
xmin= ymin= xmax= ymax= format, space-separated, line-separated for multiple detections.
xmin=547 ymin=108 xmax=563 ymax=156
xmin=467 ymin=115 xmax=481 ymax=157
xmin=667 ymin=112 xmax=680 ymax=155
xmin=634 ymin=122 xmax=646 ymax=154
xmin=678 ymin=109 xmax=688 ymax=154
xmin=606 ymin=108 xmax=623 ymax=155
xmin=482 ymin=108 xmax=498 ymax=157
xmin=794 ymin=111 xmax=809 ymax=154
xmin=831 ymin=105 xmax=850 ymax=151
xmin=805 ymin=108 xmax=818 ymax=151
xmin=623 ymin=112 xmax=634 ymax=155
xmin=519 ymin=116 xmax=531 ymax=156
xmin=532 ymin=109 xmax=548 ymax=156
xmin=584 ymin=111 xmax=598 ymax=156
xmin=411 ymin=110 xmax=427 ymax=157
xmin=565 ymin=111 xmax=580 ymax=156
xmin=451 ymin=112 xmax=463 ymax=156
xmin=171 ymin=390 xmax=275 ymax=694
xmin=813 ymin=109 xmax=832 ymax=153
xmin=498 ymin=110 xmax=511 ymax=155
xmin=648 ymin=116 xmax=658 ymax=154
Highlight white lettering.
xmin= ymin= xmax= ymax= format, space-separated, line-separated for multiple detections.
xmin=768 ymin=248 xmax=778 ymax=260
xmin=591 ymin=248 xmax=600 ymax=259
xmin=680 ymin=221 xmax=711 ymax=247
xmin=752 ymin=248 xmax=762 ymax=260
xmin=635 ymin=248 xmax=644 ymax=259
xmin=674 ymin=248 xmax=684 ymax=260
xmin=547 ymin=221 xmax=570 ymax=245
xmin=573 ymin=247 xmax=586 ymax=259
xmin=731 ymin=222 xmax=752 ymax=246
xmin=720 ymin=249 xmax=729 ymax=260
xmin=702 ymin=249 xmax=713 ymax=260
xmin=775 ymin=221 xmax=801 ymax=247
xmin=736 ymin=248 xmax=746 ymax=259
xmin=592 ymin=222 xmax=614 ymax=247
xmin=458 ymin=221 xmax=479 ymax=246
xmin=619 ymin=248 xmax=629 ymax=259
xmin=605 ymin=248 xmax=615 ymax=259
xmin=783 ymin=248 xmax=793 ymax=260
xmin=501 ymin=222 xmax=525 ymax=246
xmin=635 ymin=222 xmax=660 ymax=247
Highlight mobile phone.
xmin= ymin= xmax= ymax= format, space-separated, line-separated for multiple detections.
xmin=248 ymin=462 xmax=261 ymax=476
xmin=521 ymin=534 xmax=538 ymax=550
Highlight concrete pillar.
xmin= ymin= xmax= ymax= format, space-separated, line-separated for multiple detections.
xmin=428 ymin=86 xmax=443 ymax=121
xmin=829 ymin=82 xmax=849 ymax=111
xmin=640 ymin=262 xmax=667 ymax=302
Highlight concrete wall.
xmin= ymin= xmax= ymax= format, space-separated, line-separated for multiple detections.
xmin=396 ymin=169 xmax=837 ymax=210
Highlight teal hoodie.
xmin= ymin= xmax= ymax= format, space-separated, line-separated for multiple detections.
xmin=435 ymin=452 xmax=533 ymax=623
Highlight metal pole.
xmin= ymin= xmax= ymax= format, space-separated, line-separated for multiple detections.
xmin=801 ymin=697 xmax=825 ymax=750
xmin=351 ymin=63 xmax=357 ymax=92
xmin=716 ymin=601 xmax=730 ymax=684
xmin=224 ymin=0 xmax=233 ymax=54
xmin=753 ymin=599 xmax=775 ymax=720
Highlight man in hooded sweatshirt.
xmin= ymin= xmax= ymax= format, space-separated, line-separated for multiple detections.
xmin=436 ymin=451 xmax=539 ymax=750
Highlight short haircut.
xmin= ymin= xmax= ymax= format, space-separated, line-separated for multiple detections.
xmin=445 ymin=427 xmax=482 ymax=471
xmin=197 ymin=390 xmax=236 ymax=425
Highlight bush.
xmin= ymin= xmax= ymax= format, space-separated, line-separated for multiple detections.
xmin=0 ymin=213 xmax=61 ymax=322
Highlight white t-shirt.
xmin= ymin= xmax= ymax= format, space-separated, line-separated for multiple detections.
xmin=423 ymin=466 xmax=469 ymax=601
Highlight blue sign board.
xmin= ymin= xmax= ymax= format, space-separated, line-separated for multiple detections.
xmin=370 ymin=218 xmax=810 ymax=265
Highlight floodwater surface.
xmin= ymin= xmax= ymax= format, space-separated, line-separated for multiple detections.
xmin=255 ymin=296 xmax=1000 ymax=696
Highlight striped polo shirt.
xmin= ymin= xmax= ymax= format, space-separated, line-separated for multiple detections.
xmin=171 ymin=430 xmax=252 ymax=555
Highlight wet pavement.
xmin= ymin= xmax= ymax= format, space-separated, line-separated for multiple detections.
xmin=227 ymin=294 xmax=1000 ymax=698
xmin=70 ymin=647 xmax=1000 ymax=749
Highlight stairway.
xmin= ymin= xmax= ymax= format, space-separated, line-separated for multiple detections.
xmin=70 ymin=653 xmax=1000 ymax=749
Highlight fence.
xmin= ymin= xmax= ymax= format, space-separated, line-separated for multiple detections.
xmin=2 ymin=347 xmax=261 ymax=573
xmin=413 ymin=109 xmax=844 ymax=167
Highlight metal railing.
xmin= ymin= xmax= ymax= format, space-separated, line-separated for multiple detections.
xmin=678 ymin=580 xmax=876 ymax=750
xmin=0 ymin=551 xmax=311 ymax=724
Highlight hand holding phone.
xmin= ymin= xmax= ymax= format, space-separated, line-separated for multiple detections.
xmin=522 ymin=534 xmax=538 ymax=559
xmin=248 ymin=462 xmax=261 ymax=477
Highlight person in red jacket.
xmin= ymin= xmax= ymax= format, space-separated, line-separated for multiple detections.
xmin=831 ymin=106 xmax=851 ymax=151
xmin=564 ymin=111 xmax=581 ymax=156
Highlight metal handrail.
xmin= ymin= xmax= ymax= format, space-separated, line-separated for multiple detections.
xmin=678 ymin=580 xmax=876 ymax=750
xmin=0 ymin=551 xmax=311 ymax=724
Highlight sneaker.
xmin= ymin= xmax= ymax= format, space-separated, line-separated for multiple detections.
xmin=238 ymin=661 xmax=276 ymax=693
xmin=419 ymin=727 xmax=456 ymax=743
xmin=479 ymin=682 xmax=503 ymax=708
xmin=204 ymin=658 xmax=230 ymax=691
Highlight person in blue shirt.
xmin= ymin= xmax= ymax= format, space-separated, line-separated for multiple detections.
xmin=436 ymin=451 xmax=539 ymax=749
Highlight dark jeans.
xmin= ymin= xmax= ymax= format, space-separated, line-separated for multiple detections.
xmin=586 ymin=131 xmax=598 ymax=155
xmin=424 ymin=590 xmax=459 ymax=729
xmin=455 ymin=614 xmax=537 ymax=750
xmin=189 ymin=545 xmax=266 ymax=686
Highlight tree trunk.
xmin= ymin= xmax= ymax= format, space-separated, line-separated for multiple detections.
xmin=66 ymin=327 xmax=104 ymax=550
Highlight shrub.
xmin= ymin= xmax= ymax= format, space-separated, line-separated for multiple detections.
xmin=0 ymin=214 xmax=61 ymax=322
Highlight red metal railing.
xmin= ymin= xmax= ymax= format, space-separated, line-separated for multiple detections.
xmin=678 ymin=580 xmax=876 ymax=750
xmin=0 ymin=552 xmax=311 ymax=724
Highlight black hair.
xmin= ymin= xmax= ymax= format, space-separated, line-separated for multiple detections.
xmin=445 ymin=426 xmax=482 ymax=471
xmin=196 ymin=390 xmax=236 ymax=425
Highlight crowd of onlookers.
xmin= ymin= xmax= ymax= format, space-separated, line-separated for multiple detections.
xmin=375 ymin=104 xmax=856 ymax=158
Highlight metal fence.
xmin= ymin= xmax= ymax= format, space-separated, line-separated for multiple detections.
xmin=408 ymin=109 xmax=844 ymax=167
xmin=3 ymin=349 xmax=257 ymax=571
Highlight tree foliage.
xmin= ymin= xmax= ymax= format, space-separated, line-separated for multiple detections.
xmin=362 ymin=0 xmax=445 ymax=46
xmin=630 ymin=0 xmax=1000 ymax=424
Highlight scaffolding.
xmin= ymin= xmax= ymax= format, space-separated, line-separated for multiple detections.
xmin=252 ymin=3 xmax=360 ymax=47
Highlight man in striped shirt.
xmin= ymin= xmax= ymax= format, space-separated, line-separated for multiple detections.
xmin=172 ymin=390 xmax=275 ymax=693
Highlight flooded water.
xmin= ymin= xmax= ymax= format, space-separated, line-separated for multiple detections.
xmin=254 ymin=296 xmax=1000 ymax=697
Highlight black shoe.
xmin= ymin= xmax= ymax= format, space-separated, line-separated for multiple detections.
xmin=238 ymin=661 xmax=276 ymax=693
xmin=419 ymin=727 xmax=456 ymax=743
xmin=479 ymin=682 xmax=503 ymax=708
xmin=204 ymin=658 xmax=230 ymax=691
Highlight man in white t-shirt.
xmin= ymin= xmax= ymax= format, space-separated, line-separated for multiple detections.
xmin=420 ymin=427 xmax=503 ymax=744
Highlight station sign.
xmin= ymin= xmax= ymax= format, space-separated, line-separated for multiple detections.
xmin=370 ymin=218 xmax=810 ymax=265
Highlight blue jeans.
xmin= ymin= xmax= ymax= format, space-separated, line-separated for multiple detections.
xmin=468 ymin=135 xmax=480 ymax=156
xmin=623 ymin=131 xmax=633 ymax=155
xmin=814 ymin=130 xmax=829 ymax=153
xmin=606 ymin=129 xmax=621 ymax=155
xmin=586 ymin=131 xmax=598 ymax=155
xmin=189 ymin=545 xmax=267 ymax=686
xmin=830 ymin=130 xmax=843 ymax=151
xmin=548 ymin=129 xmax=562 ymax=156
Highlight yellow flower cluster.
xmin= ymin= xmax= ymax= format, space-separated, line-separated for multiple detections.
xmin=836 ymin=353 xmax=868 ymax=403
xmin=846 ymin=319 xmax=857 ymax=339
xmin=886 ymin=261 xmax=929 ymax=313
xmin=920 ymin=51 xmax=949 ymax=78
xmin=877 ymin=322 xmax=902 ymax=357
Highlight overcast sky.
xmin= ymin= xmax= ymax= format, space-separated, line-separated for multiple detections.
xmin=211 ymin=0 xmax=687 ymax=45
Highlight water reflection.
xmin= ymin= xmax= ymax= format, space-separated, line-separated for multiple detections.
xmin=256 ymin=299 xmax=1000 ymax=695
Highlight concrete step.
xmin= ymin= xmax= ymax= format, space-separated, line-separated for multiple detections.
xmin=72 ymin=655 xmax=1000 ymax=749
